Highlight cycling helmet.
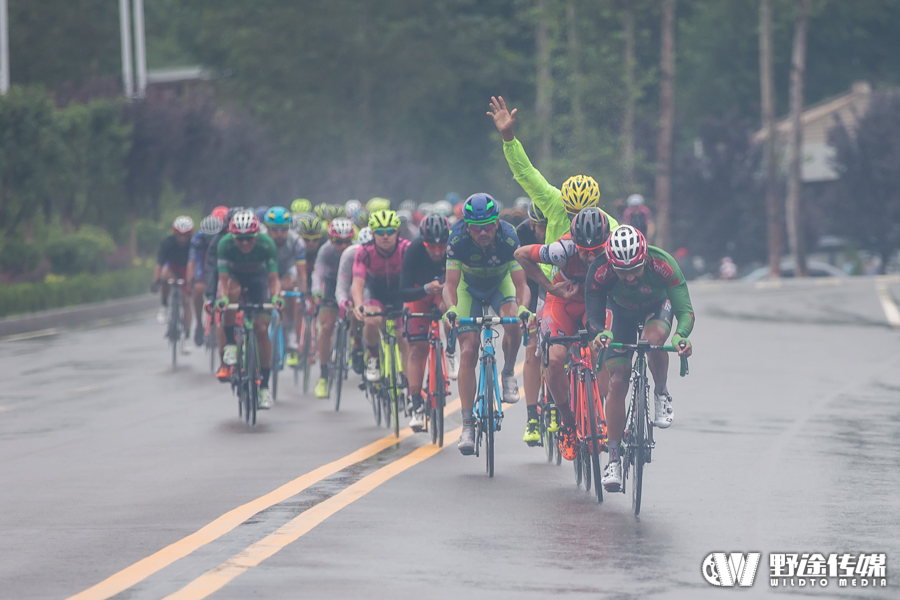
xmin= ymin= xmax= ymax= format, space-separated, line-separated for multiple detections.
xmin=445 ymin=192 xmax=461 ymax=204
xmin=527 ymin=202 xmax=547 ymax=224
xmin=173 ymin=215 xmax=194 ymax=234
xmin=211 ymin=206 xmax=229 ymax=221
xmin=328 ymin=217 xmax=355 ymax=241
xmin=399 ymin=199 xmax=417 ymax=213
xmin=295 ymin=214 xmax=325 ymax=240
xmin=462 ymin=193 xmax=500 ymax=224
xmin=328 ymin=204 xmax=346 ymax=220
xmin=366 ymin=197 xmax=392 ymax=212
xmin=627 ymin=193 xmax=645 ymax=207
xmin=418 ymin=203 xmax=434 ymax=215
xmin=605 ymin=225 xmax=647 ymax=270
xmin=433 ymin=200 xmax=453 ymax=217
xmin=422 ymin=213 xmax=450 ymax=244
xmin=570 ymin=207 xmax=610 ymax=249
xmin=199 ymin=215 xmax=223 ymax=236
xmin=254 ymin=206 xmax=269 ymax=221
xmin=560 ymin=174 xmax=600 ymax=214
xmin=353 ymin=208 xmax=370 ymax=229
xmin=396 ymin=209 xmax=412 ymax=226
xmin=291 ymin=198 xmax=311 ymax=214
xmin=314 ymin=202 xmax=330 ymax=220
xmin=229 ymin=210 xmax=260 ymax=236
xmin=369 ymin=209 xmax=401 ymax=230
xmin=515 ymin=196 xmax=531 ymax=210
xmin=344 ymin=199 xmax=361 ymax=215
xmin=357 ymin=227 xmax=374 ymax=245
xmin=264 ymin=206 xmax=292 ymax=229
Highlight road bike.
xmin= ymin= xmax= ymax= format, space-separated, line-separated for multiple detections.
xmin=271 ymin=290 xmax=305 ymax=402
xmin=537 ymin=380 xmax=561 ymax=465
xmin=327 ymin=304 xmax=351 ymax=412
xmin=203 ymin=303 xmax=218 ymax=373
xmin=225 ymin=301 xmax=275 ymax=426
xmin=405 ymin=307 xmax=449 ymax=446
xmin=449 ymin=314 xmax=529 ymax=477
xmin=598 ymin=323 xmax=689 ymax=516
xmin=164 ymin=278 xmax=187 ymax=367
xmin=362 ymin=310 xmax=406 ymax=437
xmin=545 ymin=330 xmax=608 ymax=503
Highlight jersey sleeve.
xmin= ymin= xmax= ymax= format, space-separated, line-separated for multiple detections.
xmin=263 ymin=237 xmax=278 ymax=274
xmin=399 ymin=242 xmax=430 ymax=303
xmin=293 ymin=236 xmax=307 ymax=264
xmin=216 ymin=236 xmax=231 ymax=274
xmin=655 ymin=250 xmax=694 ymax=337
xmin=584 ymin=258 xmax=616 ymax=337
xmin=352 ymin=246 xmax=368 ymax=279
xmin=536 ymin=240 xmax=573 ymax=269
xmin=502 ymin=138 xmax=560 ymax=210
xmin=445 ymin=228 xmax=463 ymax=271
xmin=156 ymin=237 xmax=171 ymax=265
xmin=188 ymin=234 xmax=202 ymax=264
xmin=312 ymin=244 xmax=327 ymax=293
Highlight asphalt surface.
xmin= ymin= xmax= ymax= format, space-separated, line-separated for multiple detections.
xmin=2 ymin=276 xmax=899 ymax=599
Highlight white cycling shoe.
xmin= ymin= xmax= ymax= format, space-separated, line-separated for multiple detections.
xmin=501 ymin=372 xmax=520 ymax=404
xmin=365 ymin=357 xmax=381 ymax=383
xmin=654 ymin=393 xmax=674 ymax=428
xmin=602 ymin=459 xmax=623 ymax=492
xmin=258 ymin=388 xmax=273 ymax=410
xmin=223 ymin=344 xmax=237 ymax=366
xmin=446 ymin=351 xmax=459 ymax=380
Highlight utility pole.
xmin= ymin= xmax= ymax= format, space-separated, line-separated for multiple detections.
xmin=655 ymin=0 xmax=677 ymax=250
xmin=119 ymin=0 xmax=134 ymax=98
xmin=0 ymin=0 xmax=9 ymax=94
xmin=760 ymin=0 xmax=782 ymax=277
xmin=133 ymin=0 xmax=147 ymax=98
xmin=786 ymin=0 xmax=809 ymax=276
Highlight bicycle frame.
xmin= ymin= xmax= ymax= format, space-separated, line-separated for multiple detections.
xmin=405 ymin=309 xmax=449 ymax=446
xmin=165 ymin=278 xmax=186 ymax=368
xmin=224 ymin=302 xmax=275 ymax=426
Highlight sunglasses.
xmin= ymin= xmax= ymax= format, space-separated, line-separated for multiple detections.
xmin=467 ymin=222 xmax=497 ymax=234
xmin=424 ymin=242 xmax=448 ymax=251
xmin=374 ymin=228 xmax=397 ymax=236
xmin=332 ymin=238 xmax=352 ymax=245
xmin=234 ymin=236 xmax=256 ymax=243
xmin=613 ymin=264 xmax=644 ymax=275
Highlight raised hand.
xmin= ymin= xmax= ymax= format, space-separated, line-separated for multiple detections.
xmin=487 ymin=96 xmax=517 ymax=142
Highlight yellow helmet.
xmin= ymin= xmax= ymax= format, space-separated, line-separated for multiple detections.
xmin=366 ymin=197 xmax=392 ymax=212
xmin=368 ymin=209 xmax=401 ymax=230
xmin=560 ymin=175 xmax=600 ymax=214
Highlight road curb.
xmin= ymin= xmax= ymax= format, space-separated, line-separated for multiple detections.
xmin=0 ymin=294 xmax=158 ymax=340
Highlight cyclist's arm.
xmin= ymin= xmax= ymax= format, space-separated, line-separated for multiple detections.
xmin=217 ymin=273 xmax=231 ymax=300
xmin=268 ymin=272 xmax=282 ymax=299
xmin=651 ymin=248 xmax=695 ymax=338
xmin=398 ymin=243 xmax=430 ymax=303
xmin=311 ymin=248 xmax=327 ymax=299
xmin=510 ymin=265 xmax=531 ymax=310
xmin=584 ymin=261 xmax=612 ymax=338
xmin=295 ymin=261 xmax=308 ymax=293
xmin=443 ymin=265 xmax=461 ymax=309
xmin=186 ymin=261 xmax=196 ymax=283
xmin=502 ymin=138 xmax=561 ymax=216
xmin=513 ymin=245 xmax=554 ymax=292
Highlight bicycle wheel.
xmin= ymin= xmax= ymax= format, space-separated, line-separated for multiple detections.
xmin=433 ymin=344 xmax=446 ymax=448
xmin=236 ymin=333 xmax=248 ymax=420
xmin=169 ymin=291 xmax=180 ymax=368
xmin=632 ymin=361 xmax=648 ymax=516
xmin=302 ymin=313 xmax=313 ymax=394
xmin=587 ymin=382 xmax=604 ymax=503
xmin=388 ymin=340 xmax=400 ymax=438
xmin=484 ymin=357 xmax=495 ymax=477
xmin=583 ymin=440 xmax=592 ymax=492
xmin=271 ymin=320 xmax=282 ymax=403
xmin=332 ymin=321 xmax=346 ymax=411
xmin=247 ymin=330 xmax=259 ymax=426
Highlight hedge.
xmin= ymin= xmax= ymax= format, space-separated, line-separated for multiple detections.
xmin=0 ymin=266 xmax=153 ymax=318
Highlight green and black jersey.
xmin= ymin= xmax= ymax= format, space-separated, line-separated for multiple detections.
xmin=216 ymin=234 xmax=278 ymax=275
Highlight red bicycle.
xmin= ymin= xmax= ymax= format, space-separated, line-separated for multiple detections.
xmin=405 ymin=308 xmax=450 ymax=446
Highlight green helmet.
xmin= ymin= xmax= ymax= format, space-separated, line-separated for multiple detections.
xmin=296 ymin=214 xmax=325 ymax=240
xmin=291 ymin=198 xmax=311 ymax=214
xmin=366 ymin=197 xmax=392 ymax=213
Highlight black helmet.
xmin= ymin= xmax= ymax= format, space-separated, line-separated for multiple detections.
xmin=527 ymin=202 xmax=547 ymax=224
xmin=570 ymin=207 xmax=610 ymax=249
xmin=422 ymin=213 xmax=450 ymax=244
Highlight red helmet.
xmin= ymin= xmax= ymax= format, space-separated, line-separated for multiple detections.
xmin=211 ymin=205 xmax=229 ymax=221
xmin=328 ymin=217 xmax=355 ymax=241
xmin=228 ymin=210 xmax=260 ymax=236
xmin=606 ymin=225 xmax=647 ymax=269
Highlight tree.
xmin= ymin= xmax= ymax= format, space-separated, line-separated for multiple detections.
xmin=621 ymin=0 xmax=636 ymax=189
xmin=535 ymin=0 xmax=554 ymax=166
xmin=654 ymin=0 xmax=676 ymax=249
xmin=829 ymin=91 xmax=900 ymax=274
xmin=786 ymin=0 xmax=809 ymax=276
xmin=759 ymin=0 xmax=782 ymax=277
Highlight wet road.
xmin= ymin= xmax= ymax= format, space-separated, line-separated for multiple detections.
xmin=2 ymin=277 xmax=900 ymax=599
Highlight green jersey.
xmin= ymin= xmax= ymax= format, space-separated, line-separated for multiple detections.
xmin=502 ymin=137 xmax=618 ymax=277
xmin=216 ymin=234 xmax=278 ymax=275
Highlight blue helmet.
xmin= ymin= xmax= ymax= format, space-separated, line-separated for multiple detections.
xmin=462 ymin=193 xmax=500 ymax=224
xmin=254 ymin=206 xmax=270 ymax=222
xmin=264 ymin=206 xmax=292 ymax=229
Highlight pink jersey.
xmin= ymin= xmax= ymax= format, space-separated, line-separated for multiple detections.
xmin=352 ymin=239 xmax=410 ymax=293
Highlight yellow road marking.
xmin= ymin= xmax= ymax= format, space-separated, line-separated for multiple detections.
xmin=67 ymin=359 xmax=524 ymax=600
xmin=162 ymin=429 xmax=463 ymax=600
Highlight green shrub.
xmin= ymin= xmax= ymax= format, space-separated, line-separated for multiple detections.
xmin=0 ymin=265 xmax=152 ymax=318
xmin=45 ymin=225 xmax=116 ymax=275
xmin=136 ymin=219 xmax=168 ymax=257
xmin=0 ymin=238 xmax=41 ymax=275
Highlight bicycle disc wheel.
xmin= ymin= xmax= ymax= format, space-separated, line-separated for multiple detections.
xmin=484 ymin=359 xmax=495 ymax=477
xmin=434 ymin=347 xmax=445 ymax=448
xmin=587 ymin=386 xmax=604 ymax=503
xmin=632 ymin=370 xmax=648 ymax=516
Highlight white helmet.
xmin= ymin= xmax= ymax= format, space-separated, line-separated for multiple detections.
xmin=229 ymin=209 xmax=259 ymax=235
xmin=172 ymin=215 xmax=194 ymax=234
xmin=399 ymin=199 xmax=417 ymax=213
xmin=396 ymin=209 xmax=412 ymax=226
xmin=344 ymin=199 xmax=361 ymax=215
xmin=626 ymin=194 xmax=645 ymax=207
xmin=328 ymin=217 xmax=355 ymax=241
xmin=418 ymin=202 xmax=434 ymax=215
xmin=606 ymin=225 xmax=648 ymax=270
xmin=199 ymin=215 xmax=223 ymax=236
xmin=357 ymin=226 xmax=374 ymax=245
xmin=433 ymin=200 xmax=452 ymax=217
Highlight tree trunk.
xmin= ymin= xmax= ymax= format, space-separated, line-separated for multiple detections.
xmin=128 ymin=210 xmax=138 ymax=260
xmin=566 ymin=0 xmax=585 ymax=150
xmin=358 ymin=3 xmax=374 ymax=194
xmin=622 ymin=2 xmax=636 ymax=189
xmin=654 ymin=0 xmax=676 ymax=250
xmin=536 ymin=0 xmax=553 ymax=166
xmin=786 ymin=0 xmax=809 ymax=276
xmin=759 ymin=0 xmax=782 ymax=278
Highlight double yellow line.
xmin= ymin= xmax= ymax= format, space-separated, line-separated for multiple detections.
xmin=68 ymin=361 xmax=523 ymax=600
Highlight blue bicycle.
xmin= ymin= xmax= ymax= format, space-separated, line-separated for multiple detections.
xmin=269 ymin=290 xmax=305 ymax=402
xmin=450 ymin=315 xmax=528 ymax=477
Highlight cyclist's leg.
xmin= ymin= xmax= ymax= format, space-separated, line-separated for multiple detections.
xmin=316 ymin=302 xmax=338 ymax=396
xmin=216 ymin=278 xmax=242 ymax=379
xmin=495 ymin=275 xmax=521 ymax=373
xmin=192 ymin=280 xmax=205 ymax=327
xmin=643 ymin=298 xmax=675 ymax=427
xmin=279 ymin=272 xmax=297 ymax=341
xmin=159 ymin=264 xmax=173 ymax=308
xmin=362 ymin=292 xmax=385 ymax=378
xmin=241 ymin=272 xmax=273 ymax=390
xmin=404 ymin=296 xmax=433 ymax=412
xmin=541 ymin=298 xmax=579 ymax=428
xmin=604 ymin=301 xmax=638 ymax=464
xmin=521 ymin=290 xmax=544 ymax=441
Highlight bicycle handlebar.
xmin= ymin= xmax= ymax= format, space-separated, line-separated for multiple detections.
xmin=447 ymin=315 xmax=529 ymax=349
xmin=280 ymin=290 xmax=305 ymax=298
xmin=165 ymin=278 xmax=186 ymax=286
xmin=224 ymin=303 xmax=275 ymax=312
xmin=596 ymin=340 xmax=689 ymax=377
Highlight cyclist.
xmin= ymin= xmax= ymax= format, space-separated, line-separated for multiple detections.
xmin=443 ymin=193 xmax=531 ymax=455
xmin=336 ymin=226 xmax=373 ymax=374
xmin=295 ymin=215 xmax=325 ymax=291
xmin=586 ymin=225 xmax=694 ymax=491
xmin=215 ymin=210 xmax=283 ymax=409
xmin=400 ymin=213 xmax=450 ymax=430
xmin=187 ymin=213 xmax=226 ymax=346
xmin=151 ymin=216 xmax=195 ymax=335
xmin=312 ymin=217 xmax=356 ymax=398
xmin=351 ymin=209 xmax=410 ymax=383
xmin=264 ymin=207 xmax=308 ymax=367
xmin=622 ymin=194 xmax=655 ymax=241
xmin=515 ymin=207 xmax=611 ymax=459
xmin=514 ymin=202 xmax=550 ymax=445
